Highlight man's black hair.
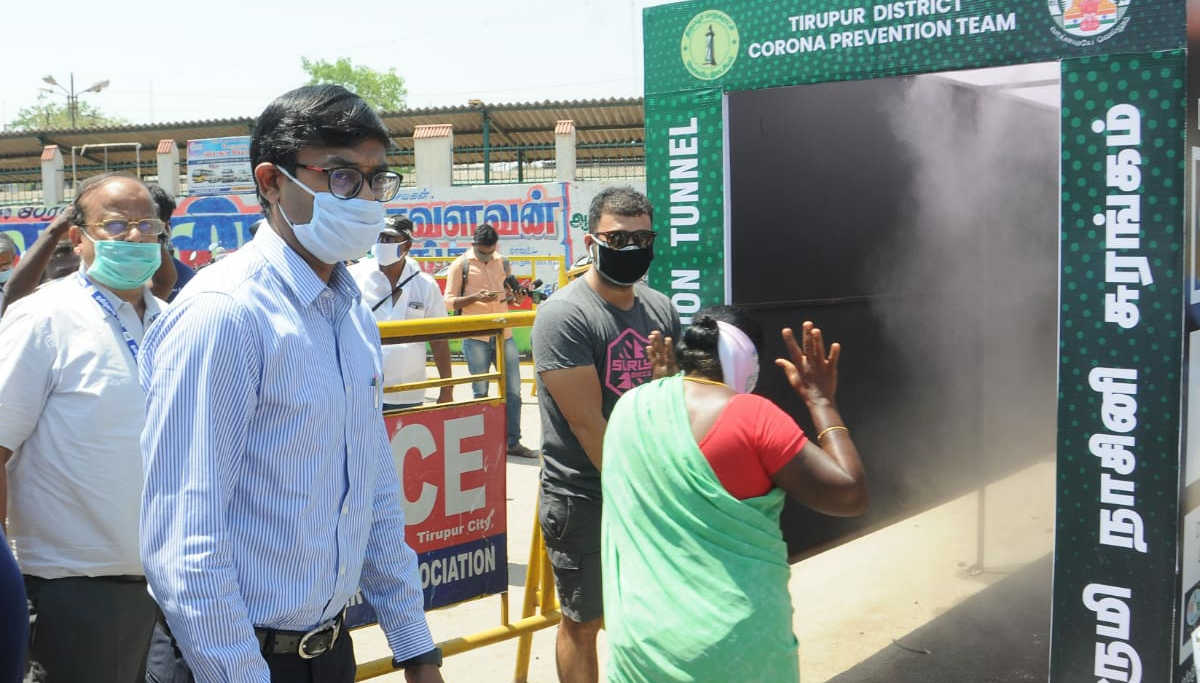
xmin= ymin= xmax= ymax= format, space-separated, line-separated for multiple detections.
xmin=0 ymin=232 xmax=16 ymax=257
xmin=587 ymin=186 xmax=654 ymax=233
xmin=146 ymin=184 xmax=176 ymax=225
xmin=250 ymin=84 xmax=393 ymax=212
xmin=473 ymin=224 xmax=499 ymax=246
xmin=387 ymin=215 xmax=414 ymax=235
xmin=70 ymin=172 xmax=145 ymax=225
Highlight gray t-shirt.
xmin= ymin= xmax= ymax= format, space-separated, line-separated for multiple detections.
xmin=533 ymin=277 xmax=681 ymax=500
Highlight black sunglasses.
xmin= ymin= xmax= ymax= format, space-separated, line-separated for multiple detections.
xmin=594 ymin=230 xmax=657 ymax=250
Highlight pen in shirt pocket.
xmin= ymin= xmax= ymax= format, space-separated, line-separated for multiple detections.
xmin=369 ymin=374 xmax=383 ymax=410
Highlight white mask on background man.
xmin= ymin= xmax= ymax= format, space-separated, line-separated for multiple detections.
xmin=374 ymin=243 xmax=404 ymax=267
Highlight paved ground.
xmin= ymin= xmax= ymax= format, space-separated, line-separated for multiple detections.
xmin=352 ymin=365 xmax=1056 ymax=682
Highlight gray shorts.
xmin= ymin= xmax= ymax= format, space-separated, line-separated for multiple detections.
xmin=539 ymin=487 xmax=603 ymax=623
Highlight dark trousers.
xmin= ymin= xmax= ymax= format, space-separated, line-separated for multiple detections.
xmin=146 ymin=618 xmax=356 ymax=683
xmin=24 ymin=575 xmax=157 ymax=683
xmin=145 ymin=620 xmax=192 ymax=683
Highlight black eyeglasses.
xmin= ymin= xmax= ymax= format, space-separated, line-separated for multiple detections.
xmin=595 ymin=230 xmax=657 ymax=250
xmin=296 ymin=164 xmax=402 ymax=202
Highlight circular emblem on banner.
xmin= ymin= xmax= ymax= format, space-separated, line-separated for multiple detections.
xmin=681 ymin=10 xmax=739 ymax=81
xmin=1048 ymin=0 xmax=1131 ymax=38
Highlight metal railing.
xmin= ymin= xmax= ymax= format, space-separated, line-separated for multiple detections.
xmin=355 ymin=310 xmax=561 ymax=682
xmin=451 ymin=142 xmax=645 ymax=186
xmin=0 ymin=139 xmax=645 ymax=207
xmin=576 ymin=142 xmax=646 ymax=182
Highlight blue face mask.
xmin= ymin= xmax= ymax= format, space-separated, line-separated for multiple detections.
xmin=0 ymin=269 xmax=10 ymax=285
xmin=83 ymin=233 xmax=161 ymax=290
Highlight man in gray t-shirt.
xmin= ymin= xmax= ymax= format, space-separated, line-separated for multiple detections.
xmin=535 ymin=278 xmax=679 ymax=498
xmin=531 ymin=186 xmax=680 ymax=683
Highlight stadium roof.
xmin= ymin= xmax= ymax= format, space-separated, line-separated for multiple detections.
xmin=0 ymin=96 xmax=645 ymax=184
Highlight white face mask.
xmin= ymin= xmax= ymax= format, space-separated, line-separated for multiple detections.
xmin=276 ymin=167 xmax=385 ymax=265
xmin=374 ymin=242 xmax=405 ymax=267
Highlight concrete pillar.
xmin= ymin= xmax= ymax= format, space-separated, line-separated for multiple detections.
xmin=413 ymin=124 xmax=453 ymax=188
xmin=40 ymin=145 xmax=64 ymax=207
xmin=156 ymin=139 xmax=180 ymax=196
xmin=555 ymin=120 xmax=577 ymax=182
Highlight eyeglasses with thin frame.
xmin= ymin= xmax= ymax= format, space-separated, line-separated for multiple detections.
xmin=295 ymin=164 xmax=402 ymax=203
xmin=594 ymin=229 xmax=657 ymax=250
xmin=79 ymin=218 xmax=166 ymax=239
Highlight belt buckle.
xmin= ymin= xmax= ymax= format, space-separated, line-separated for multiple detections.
xmin=297 ymin=617 xmax=341 ymax=660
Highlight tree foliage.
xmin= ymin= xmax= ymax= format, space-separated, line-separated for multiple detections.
xmin=301 ymin=57 xmax=407 ymax=112
xmin=7 ymin=92 xmax=128 ymax=131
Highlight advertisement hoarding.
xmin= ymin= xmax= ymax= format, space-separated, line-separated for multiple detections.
xmin=187 ymin=136 xmax=254 ymax=196
xmin=345 ymin=401 xmax=508 ymax=628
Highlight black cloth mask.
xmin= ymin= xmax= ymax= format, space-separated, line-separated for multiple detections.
xmin=592 ymin=241 xmax=653 ymax=286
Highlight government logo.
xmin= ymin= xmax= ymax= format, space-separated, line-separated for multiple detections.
xmin=681 ymin=9 xmax=739 ymax=81
xmin=1048 ymin=0 xmax=1131 ymax=39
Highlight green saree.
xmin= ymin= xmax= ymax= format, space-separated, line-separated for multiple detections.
xmin=601 ymin=375 xmax=799 ymax=683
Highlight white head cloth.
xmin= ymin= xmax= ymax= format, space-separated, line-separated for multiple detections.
xmin=716 ymin=320 xmax=759 ymax=394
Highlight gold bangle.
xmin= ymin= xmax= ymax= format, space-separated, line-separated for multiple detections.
xmin=816 ymin=425 xmax=849 ymax=442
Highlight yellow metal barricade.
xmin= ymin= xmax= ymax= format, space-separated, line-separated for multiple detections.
xmin=411 ymin=254 xmax=567 ymax=397
xmin=355 ymin=311 xmax=560 ymax=682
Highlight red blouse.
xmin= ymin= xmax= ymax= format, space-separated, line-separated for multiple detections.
xmin=696 ymin=394 xmax=808 ymax=500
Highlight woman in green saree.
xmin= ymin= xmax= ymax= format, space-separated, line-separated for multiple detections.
xmin=601 ymin=306 xmax=867 ymax=683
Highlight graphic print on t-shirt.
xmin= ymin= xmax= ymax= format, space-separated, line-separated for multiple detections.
xmin=605 ymin=328 xmax=652 ymax=395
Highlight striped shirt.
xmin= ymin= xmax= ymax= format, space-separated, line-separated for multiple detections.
xmin=139 ymin=222 xmax=432 ymax=682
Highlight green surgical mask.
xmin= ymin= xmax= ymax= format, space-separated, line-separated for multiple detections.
xmin=83 ymin=233 xmax=161 ymax=290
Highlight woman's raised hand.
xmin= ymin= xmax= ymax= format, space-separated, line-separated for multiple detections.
xmin=775 ymin=321 xmax=841 ymax=405
xmin=646 ymin=330 xmax=678 ymax=380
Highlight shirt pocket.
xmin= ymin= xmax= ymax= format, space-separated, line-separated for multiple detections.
xmin=344 ymin=333 xmax=384 ymax=414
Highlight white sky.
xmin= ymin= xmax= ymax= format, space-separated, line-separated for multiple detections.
xmin=0 ymin=0 xmax=676 ymax=128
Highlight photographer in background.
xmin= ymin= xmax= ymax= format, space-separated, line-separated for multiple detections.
xmin=443 ymin=224 xmax=538 ymax=459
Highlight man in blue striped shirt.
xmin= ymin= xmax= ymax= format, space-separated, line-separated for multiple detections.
xmin=139 ymin=85 xmax=443 ymax=683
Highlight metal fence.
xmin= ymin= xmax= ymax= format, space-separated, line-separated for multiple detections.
xmin=0 ymin=175 xmax=44 ymax=206
xmin=576 ymin=142 xmax=647 ymax=183
xmin=451 ymin=142 xmax=645 ymax=187
xmin=0 ymin=159 xmax=163 ymax=207
xmin=0 ymin=142 xmax=644 ymax=207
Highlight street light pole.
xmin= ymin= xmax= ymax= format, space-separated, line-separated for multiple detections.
xmin=41 ymin=73 xmax=109 ymax=128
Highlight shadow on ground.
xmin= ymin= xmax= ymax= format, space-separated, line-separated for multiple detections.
xmin=829 ymin=553 xmax=1051 ymax=683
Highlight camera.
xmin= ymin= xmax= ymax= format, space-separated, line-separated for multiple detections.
xmin=504 ymin=275 xmax=550 ymax=304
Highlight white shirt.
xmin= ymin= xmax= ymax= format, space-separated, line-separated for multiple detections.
xmin=0 ymin=271 xmax=164 ymax=578
xmin=349 ymin=256 xmax=447 ymax=405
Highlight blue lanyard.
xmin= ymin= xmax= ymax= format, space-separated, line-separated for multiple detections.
xmin=76 ymin=273 xmax=140 ymax=360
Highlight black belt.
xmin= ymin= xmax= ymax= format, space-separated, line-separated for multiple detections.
xmin=255 ymin=609 xmax=346 ymax=660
